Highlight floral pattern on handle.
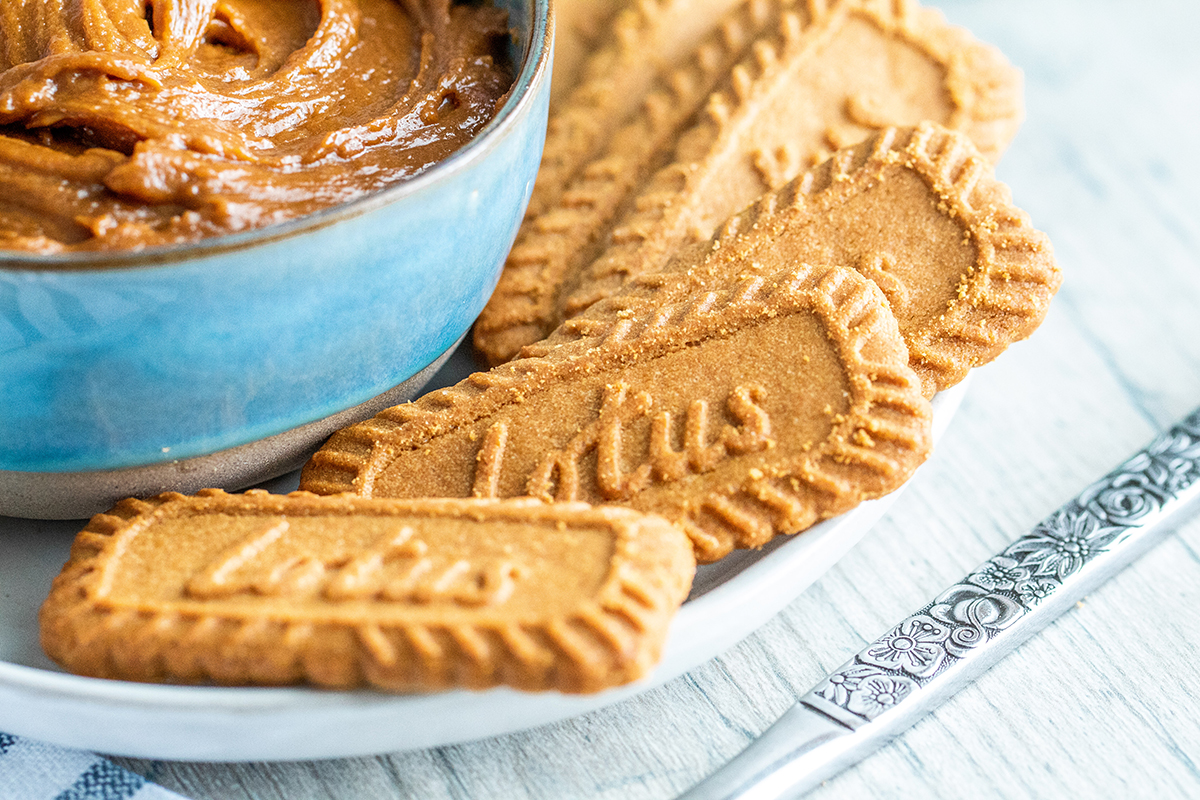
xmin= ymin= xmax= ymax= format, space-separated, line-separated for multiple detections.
xmin=803 ymin=408 xmax=1200 ymax=728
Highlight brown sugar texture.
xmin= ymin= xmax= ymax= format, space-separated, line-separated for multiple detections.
xmin=37 ymin=1 xmax=1067 ymax=697
xmin=0 ymin=0 xmax=512 ymax=252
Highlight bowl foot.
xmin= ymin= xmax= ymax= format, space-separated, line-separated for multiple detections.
xmin=0 ymin=338 xmax=466 ymax=520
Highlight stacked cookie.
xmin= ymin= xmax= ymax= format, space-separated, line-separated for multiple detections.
xmin=477 ymin=0 xmax=1027 ymax=364
xmin=40 ymin=0 xmax=1061 ymax=694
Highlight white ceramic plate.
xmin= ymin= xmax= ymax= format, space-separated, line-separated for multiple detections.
xmin=0 ymin=383 xmax=966 ymax=762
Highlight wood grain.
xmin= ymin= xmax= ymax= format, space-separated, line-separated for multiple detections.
xmin=108 ymin=0 xmax=1200 ymax=796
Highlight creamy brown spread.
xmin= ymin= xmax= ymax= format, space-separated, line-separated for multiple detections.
xmin=0 ymin=0 xmax=512 ymax=252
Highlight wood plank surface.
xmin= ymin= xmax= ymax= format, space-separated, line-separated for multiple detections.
xmin=109 ymin=0 xmax=1200 ymax=797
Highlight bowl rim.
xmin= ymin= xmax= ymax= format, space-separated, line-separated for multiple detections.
xmin=0 ymin=0 xmax=553 ymax=273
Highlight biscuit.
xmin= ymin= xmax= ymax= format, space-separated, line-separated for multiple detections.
xmin=40 ymin=490 xmax=694 ymax=693
xmin=305 ymin=264 xmax=932 ymax=562
xmin=475 ymin=0 xmax=1025 ymax=365
xmin=478 ymin=0 xmax=793 ymax=366
xmin=542 ymin=124 xmax=1061 ymax=397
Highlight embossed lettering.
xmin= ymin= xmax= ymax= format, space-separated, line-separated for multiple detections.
xmin=723 ymin=384 xmax=773 ymax=454
xmin=322 ymin=526 xmax=425 ymax=600
xmin=186 ymin=519 xmax=296 ymax=599
xmin=596 ymin=385 xmax=656 ymax=500
xmin=187 ymin=521 xmax=523 ymax=607
xmin=485 ymin=382 xmax=776 ymax=502
xmin=752 ymin=143 xmax=805 ymax=191
xmin=526 ymin=383 xmax=653 ymax=502
xmin=471 ymin=421 xmax=509 ymax=498
xmin=684 ymin=399 xmax=727 ymax=473
xmin=856 ymin=252 xmax=909 ymax=312
xmin=648 ymin=410 xmax=688 ymax=482
xmin=386 ymin=559 xmax=522 ymax=607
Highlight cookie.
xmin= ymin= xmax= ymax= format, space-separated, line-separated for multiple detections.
xmin=305 ymin=263 xmax=932 ymax=562
xmin=477 ymin=0 xmax=792 ymax=366
xmin=542 ymin=124 xmax=1061 ymax=397
xmin=475 ymin=0 xmax=1025 ymax=365
xmin=40 ymin=490 xmax=694 ymax=693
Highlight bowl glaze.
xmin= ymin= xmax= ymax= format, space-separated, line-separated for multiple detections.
xmin=0 ymin=0 xmax=552 ymax=518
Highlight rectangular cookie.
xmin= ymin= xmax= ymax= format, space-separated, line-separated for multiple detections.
xmin=304 ymin=263 xmax=933 ymax=562
xmin=549 ymin=0 xmax=621 ymax=108
xmin=40 ymin=490 xmax=695 ymax=693
xmin=536 ymin=0 xmax=762 ymax=216
xmin=562 ymin=0 xmax=1025 ymax=318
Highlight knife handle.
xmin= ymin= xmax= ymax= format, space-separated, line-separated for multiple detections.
xmin=680 ymin=406 xmax=1200 ymax=800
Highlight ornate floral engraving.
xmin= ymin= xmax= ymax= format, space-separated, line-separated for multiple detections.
xmin=845 ymin=674 xmax=918 ymax=718
xmin=929 ymin=583 xmax=1023 ymax=657
xmin=859 ymin=615 xmax=950 ymax=677
xmin=814 ymin=664 xmax=889 ymax=707
xmin=966 ymin=556 xmax=1029 ymax=591
xmin=1014 ymin=578 xmax=1056 ymax=606
xmin=803 ymin=407 xmax=1200 ymax=727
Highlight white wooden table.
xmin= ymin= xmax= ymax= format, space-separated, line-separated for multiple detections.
xmin=99 ymin=0 xmax=1200 ymax=796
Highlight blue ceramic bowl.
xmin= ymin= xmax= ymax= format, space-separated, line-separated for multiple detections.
xmin=0 ymin=0 xmax=552 ymax=518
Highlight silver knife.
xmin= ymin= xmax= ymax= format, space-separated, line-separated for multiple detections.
xmin=680 ymin=406 xmax=1200 ymax=800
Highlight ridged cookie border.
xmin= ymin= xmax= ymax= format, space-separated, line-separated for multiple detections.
xmin=305 ymin=263 xmax=931 ymax=562
xmin=544 ymin=264 xmax=932 ymax=560
xmin=717 ymin=123 xmax=1060 ymax=395
xmin=39 ymin=490 xmax=695 ymax=694
xmin=529 ymin=0 xmax=782 ymax=218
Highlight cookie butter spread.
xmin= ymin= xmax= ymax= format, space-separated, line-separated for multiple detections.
xmin=0 ymin=0 xmax=512 ymax=252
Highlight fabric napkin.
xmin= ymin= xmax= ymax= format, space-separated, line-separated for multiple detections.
xmin=0 ymin=733 xmax=187 ymax=800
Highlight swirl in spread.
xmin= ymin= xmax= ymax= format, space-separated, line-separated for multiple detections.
xmin=0 ymin=0 xmax=512 ymax=252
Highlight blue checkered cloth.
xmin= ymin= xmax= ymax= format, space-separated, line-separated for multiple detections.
xmin=0 ymin=733 xmax=186 ymax=800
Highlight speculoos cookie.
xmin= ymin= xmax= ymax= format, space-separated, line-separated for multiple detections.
xmin=479 ymin=0 xmax=788 ymax=368
xmin=40 ymin=490 xmax=694 ymax=693
xmin=534 ymin=0 xmax=760 ymax=217
xmin=305 ymin=263 xmax=932 ymax=562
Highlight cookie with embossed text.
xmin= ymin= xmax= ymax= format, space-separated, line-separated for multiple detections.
xmin=40 ymin=490 xmax=694 ymax=693
xmin=303 ymin=263 xmax=932 ymax=562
